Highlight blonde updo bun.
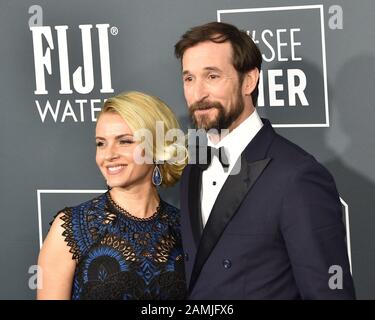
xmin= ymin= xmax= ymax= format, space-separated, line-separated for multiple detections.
xmin=99 ymin=91 xmax=187 ymax=187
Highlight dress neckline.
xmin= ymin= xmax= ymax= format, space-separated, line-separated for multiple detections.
xmin=106 ymin=191 xmax=162 ymax=222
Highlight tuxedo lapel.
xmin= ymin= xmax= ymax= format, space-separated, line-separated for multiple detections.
xmin=187 ymin=165 xmax=204 ymax=247
xmin=188 ymin=118 xmax=276 ymax=293
xmin=188 ymin=156 xmax=271 ymax=292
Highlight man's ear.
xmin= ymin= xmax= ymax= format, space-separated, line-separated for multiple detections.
xmin=242 ymin=68 xmax=260 ymax=96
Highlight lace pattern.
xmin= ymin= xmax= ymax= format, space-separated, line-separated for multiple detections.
xmin=53 ymin=192 xmax=186 ymax=300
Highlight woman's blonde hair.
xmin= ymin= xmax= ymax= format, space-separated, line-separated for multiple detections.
xmin=99 ymin=91 xmax=186 ymax=187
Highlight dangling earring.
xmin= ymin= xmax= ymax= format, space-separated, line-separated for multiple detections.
xmin=152 ymin=165 xmax=162 ymax=186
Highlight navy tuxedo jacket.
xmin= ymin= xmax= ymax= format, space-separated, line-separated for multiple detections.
xmin=180 ymin=119 xmax=355 ymax=299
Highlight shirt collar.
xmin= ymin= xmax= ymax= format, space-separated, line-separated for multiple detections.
xmin=207 ymin=109 xmax=263 ymax=166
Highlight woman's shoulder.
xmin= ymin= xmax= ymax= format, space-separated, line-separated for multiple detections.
xmin=49 ymin=193 xmax=109 ymax=261
xmin=161 ymin=200 xmax=180 ymax=215
xmin=54 ymin=193 xmax=107 ymax=218
xmin=160 ymin=200 xmax=181 ymax=225
xmin=71 ymin=192 xmax=108 ymax=212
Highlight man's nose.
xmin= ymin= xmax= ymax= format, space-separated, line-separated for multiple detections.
xmin=193 ymin=78 xmax=209 ymax=102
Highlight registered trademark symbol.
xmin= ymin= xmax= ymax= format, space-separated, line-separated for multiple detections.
xmin=110 ymin=26 xmax=118 ymax=35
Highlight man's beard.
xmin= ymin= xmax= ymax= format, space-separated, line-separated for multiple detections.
xmin=189 ymin=90 xmax=244 ymax=131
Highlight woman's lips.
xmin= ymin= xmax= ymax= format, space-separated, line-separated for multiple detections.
xmin=106 ymin=164 xmax=127 ymax=175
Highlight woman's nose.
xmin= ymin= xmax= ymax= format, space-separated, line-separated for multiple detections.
xmin=104 ymin=144 xmax=120 ymax=161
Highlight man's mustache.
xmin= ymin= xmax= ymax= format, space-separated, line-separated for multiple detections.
xmin=189 ymin=101 xmax=223 ymax=112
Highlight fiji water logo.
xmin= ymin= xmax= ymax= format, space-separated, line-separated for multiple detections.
xmin=28 ymin=5 xmax=117 ymax=123
xmin=31 ymin=24 xmax=114 ymax=95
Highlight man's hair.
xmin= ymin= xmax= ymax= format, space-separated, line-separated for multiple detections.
xmin=175 ymin=22 xmax=262 ymax=106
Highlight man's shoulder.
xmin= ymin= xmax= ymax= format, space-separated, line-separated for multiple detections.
xmin=267 ymin=132 xmax=336 ymax=185
xmin=270 ymin=132 xmax=316 ymax=165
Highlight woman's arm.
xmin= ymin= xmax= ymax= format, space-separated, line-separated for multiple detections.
xmin=37 ymin=212 xmax=76 ymax=300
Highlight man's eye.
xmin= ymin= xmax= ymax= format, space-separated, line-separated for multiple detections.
xmin=208 ymin=74 xmax=220 ymax=80
xmin=183 ymin=76 xmax=193 ymax=82
xmin=96 ymin=141 xmax=104 ymax=147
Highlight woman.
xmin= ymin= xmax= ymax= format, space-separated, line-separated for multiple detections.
xmin=37 ymin=91 xmax=187 ymax=299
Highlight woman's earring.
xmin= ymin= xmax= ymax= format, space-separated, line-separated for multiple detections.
xmin=152 ymin=165 xmax=162 ymax=186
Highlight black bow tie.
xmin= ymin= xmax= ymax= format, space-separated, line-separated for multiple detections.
xmin=195 ymin=146 xmax=230 ymax=171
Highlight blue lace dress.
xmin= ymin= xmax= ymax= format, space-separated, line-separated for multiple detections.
xmin=54 ymin=192 xmax=186 ymax=300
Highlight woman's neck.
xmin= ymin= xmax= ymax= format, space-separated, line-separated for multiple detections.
xmin=109 ymin=183 xmax=159 ymax=219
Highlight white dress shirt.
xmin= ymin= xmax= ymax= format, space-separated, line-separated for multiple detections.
xmin=200 ymin=110 xmax=263 ymax=227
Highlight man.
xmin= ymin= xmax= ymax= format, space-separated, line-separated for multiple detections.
xmin=175 ymin=22 xmax=355 ymax=299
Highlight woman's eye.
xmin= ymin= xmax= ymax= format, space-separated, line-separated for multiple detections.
xmin=96 ymin=141 xmax=104 ymax=147
xmin=119 ymin=140 xmax=133 ymax=145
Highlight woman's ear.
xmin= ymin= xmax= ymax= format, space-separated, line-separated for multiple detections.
xmin=242 ymin=68 xmax=260 ymax=96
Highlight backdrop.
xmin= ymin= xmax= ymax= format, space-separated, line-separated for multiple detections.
xmin=0 ymin=0 xmax=374 ymax=299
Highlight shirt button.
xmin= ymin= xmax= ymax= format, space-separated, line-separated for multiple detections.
xmin=184 ymin=253 xmax=189 ymax=261
xmin=223 ymin=259 xmax=232 ymax=269
xmin=213 ymin=181 xmax=216 ymax=186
